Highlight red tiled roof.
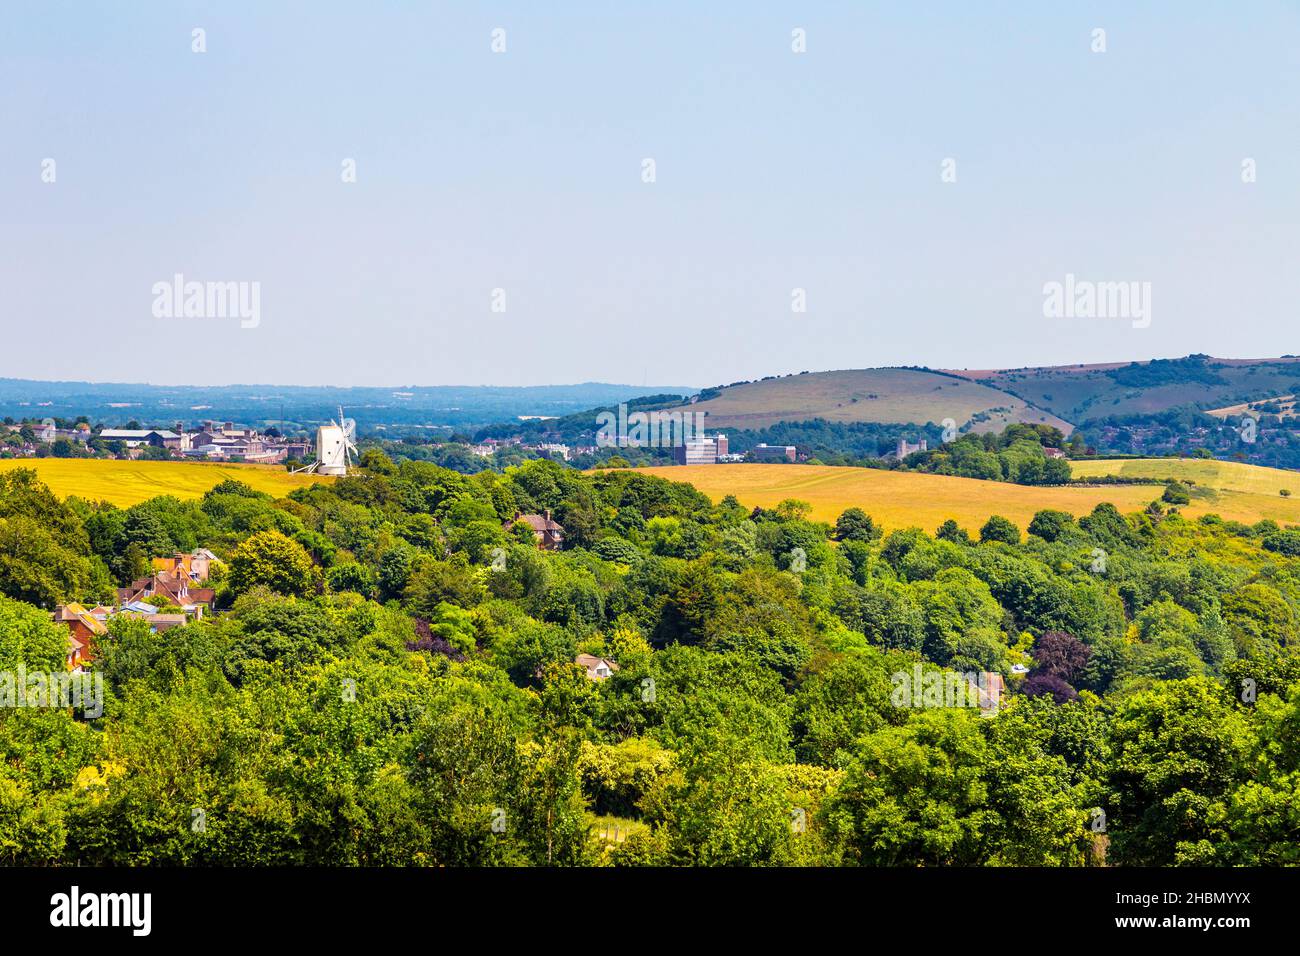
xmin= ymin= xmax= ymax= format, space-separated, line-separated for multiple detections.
xmin=515 ymin=513 xmax=564 ymax=533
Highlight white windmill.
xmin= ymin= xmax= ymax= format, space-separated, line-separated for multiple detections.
xmin=295 ymin=406 xmax=357 ymax=476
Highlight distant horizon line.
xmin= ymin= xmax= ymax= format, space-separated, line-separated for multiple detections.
xmin=1 ymin=352 xmax=1297 ymax=392
xmin=0 ymin=376 xmax=702 ymax=392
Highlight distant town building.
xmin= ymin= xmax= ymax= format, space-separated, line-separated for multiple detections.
xmin=34 ymin=423 xmax=91 ymax=445
xmin=535 ymin=443 xmax=571 ymax=461
xmin=171 ymin=423 xmax=306 ymax=463
xmin=470 ymin=437 xmax=520 ymax=457
xmin=749 ymin=443 xmax=797 ymax=463
xmin=99 ymin=428 xmax=182 ymax=449
xmin=672 ymin=432 xmax=728 ymax=465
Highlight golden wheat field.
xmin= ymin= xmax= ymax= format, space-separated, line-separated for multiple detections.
xmin=0 ymin=457 xmax=329 ymax=507
xmin=636 ymin=462 xmax=1300 ymax=531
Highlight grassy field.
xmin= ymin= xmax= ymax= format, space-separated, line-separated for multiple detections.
xmin=1069 ymin=457 xmax=1299 ymax=493
xmin=0 ymin=457 xmax=328 ymax=506
xmin=1206 ymin=395 xmax=1297 ymax=421
xmin=637 ymin=462 xmax=1300 ymax=531
xmin=680 ymin=368 xmax=1072 ymax=433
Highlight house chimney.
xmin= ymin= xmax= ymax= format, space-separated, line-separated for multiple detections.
xmin=545 ymin=509 xmax=552 ymax=522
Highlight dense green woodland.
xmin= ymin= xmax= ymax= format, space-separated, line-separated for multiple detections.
xmin=897 ymin=423 xmax=1074 ymax=484
xmin=1 ymin=459 xmax=1299 ymax=866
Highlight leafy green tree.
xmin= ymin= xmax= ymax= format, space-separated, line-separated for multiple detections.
xmin=833 ymin=580 xmax=925 ymax=653
xmin=1262 ymin=529 xmax=1300 ymax=557
xmin=705 ymin=569 xmax=814 ymax=678
xmin=593 ymin=537 xmax=641 ymax=564
xmin=0 ymin=594 xmax=73 ymax=672
xmin=1212 ymin=688 xmax=1300 ymax=864
xmin=825 ymin=705 xmax=1091 ymax=866
xmin=935 ymin=519 xmax=971 ymax=545
xmin=407 ymin=691 xmax=530 ymax=865
xmin=325 ymin=562 xmax=376 ymax=597
xmin=791 ymin=649 xmax=907 ymax=767
xmin=578 ymin=737 xmax=675 ymax=817
xmin=979 ymin=515 xmax=1021 ymax=545
xmin=1106 ymin=678 xmax=1251 ymax=865
xmin=1027 ymin=509 xmax=1075 ymax=543
xmin=119 ymin=541 xmax=151 ymax=583
xmin=0 ymin=515 xmax=98 ymax=606
xmin=227 ymin=530 xmax=316 ymax=598
xmin=359 ymin=448 xmax=396 ymax=474
xmin=824 ymin=708 xmax=995 ymax=865
xmin=1222 ymin=582 xmax=1294 ymax=657
xmin=654 ymin=558 xmax=722 ymax=646
xmin=645 ymin=737 xmax=799 ymax=866
xmin=377 ymin=545 xmax=414 ymax=600
xmin=913 ymin=567 xmax=1007 ymax=669
xmin=834 ymin=507 xmax=881 ymax=543
xmin=405 ymin=554 xmax=487 ymax=613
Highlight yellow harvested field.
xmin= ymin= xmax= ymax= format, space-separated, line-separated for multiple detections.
xmin=0 ymin=457 xmax=329 ymax=507
xmin=635 ymin=462 xmax=1300 ymax=531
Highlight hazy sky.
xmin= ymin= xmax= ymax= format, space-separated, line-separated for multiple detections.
xmin=2 ymin=2 xmax=1298 ymax=387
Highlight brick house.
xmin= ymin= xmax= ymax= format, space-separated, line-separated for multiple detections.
xmin=117 ymin=570 xmax=215 ymax=616
xmin=509 ymin=510 xmax=565 ymax=550
xmin=150 ymin=548 xmax=220 ymax=582
xmin=52 ymin=603 xmax=107 ymax=669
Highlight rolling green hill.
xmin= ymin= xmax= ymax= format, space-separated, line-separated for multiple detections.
xmin=675 ymin=356 xmax=1300 ymax=439
xmin=683 ymin=368 xmax=1072 ymax=434
xmin=947 ymin=355 xmax=1300 ymax=424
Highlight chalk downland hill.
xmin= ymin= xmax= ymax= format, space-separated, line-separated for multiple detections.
xmin=945 ymin=355 xmax=1300 ymax=424
xmin=680 ymin=368 xmax=1072 ymax=434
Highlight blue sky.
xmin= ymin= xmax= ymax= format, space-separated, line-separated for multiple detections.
xmin=2 ymin=1 xmax=1297 ymax=387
